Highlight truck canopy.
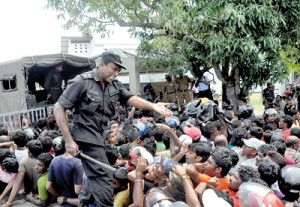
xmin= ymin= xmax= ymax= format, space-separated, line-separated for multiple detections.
xmin=0 ymin=53 xmax=96 ymax=114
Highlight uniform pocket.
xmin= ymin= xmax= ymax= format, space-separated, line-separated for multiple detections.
xmin=81 ymin=92 xmax=102 ymax=114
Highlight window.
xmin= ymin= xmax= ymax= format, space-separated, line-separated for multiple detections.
xmin=1 ymin=74 xmax=17 ymax=91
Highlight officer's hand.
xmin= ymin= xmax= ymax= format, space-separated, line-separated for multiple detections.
xmin=152 ymin=102 xmax=173 ymax=117
xmin=47 ymin=94 xmax=51 ymax=99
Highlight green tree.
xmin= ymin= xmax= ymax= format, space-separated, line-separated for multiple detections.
xmin=47 ymin=0 xmax=300 ymax=108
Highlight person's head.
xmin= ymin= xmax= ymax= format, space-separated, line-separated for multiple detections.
xmin=52 ymin=136 xmax=65 ymax=156
xmin=264 ymin=108 xmax=277 ymax=123
xmin=185 ymin=142 xmax=211 ymax=164
xmin=229 ymin=165 xmax=260 ymax=192
xmin=249 ymin=127 xmax=263 ymax=140
xmin=256 ymin=144 xmax=277 ymax=163
xmin=203 ymin=147 xmax=232 ymax=177
xmin=104 ymin=130 xmax=118 ymax=145
xmin=26 ymin=140 xmax=44 ymax=158
xmin=105 ymin=144 xmax=120 ymax=166
xmin=279 ymin=115 xmax=293 ymax=129
xmin=39 ymin=135 xmax=53 ymax=152
xmin=12 ymin=130 xmax=28 ymax=147
xmin=285 ymin=135 xmax=300 ymax=150
xmin=165 ymin=75 xmax=172 ymax=82
xmin=119 ymin=144 xmax=131 ymax=159
xmin=275 ymin=95 xmax=282 ymax=102
xmin=55 ymin=63 xmax=63 ymax=72
xmin=36 ymin=152 xmax=53 ymax=174
xmin=258 ymin=159 xmax=280 ymax=187
xmin=289 ymin=109 xmax=300 ymax=120
xmin=107 ymin=120 xmax=120 ymax=133
xmin=270 ymin=133 xmax=285 ymax=143
xmin=214 ymin=134 xmax=228 ymax=148
xmin=0 ymin=149 xmax=14 ymax=163
xmin=2 ymin=157 xmax=19 ymax=173
xmin=291 ymin=127 xmax=300 ymax=139
xmin=242 ymin=138 xmax=265 ymax=158
xmin=278 ymin=165 xmax=300 ymax=202
xmin=229 ymin=127 xmax=249 ymax=147
xmin=265 ymin=151 xmax=286 ymax=169
xmin=98 ymin=52 xmax=126 ymax=83
xmin=141 ymin=138 xmax=156 ymax=156
xmin=271 ymin=141 xmax=287 ymax=156
xmin=0 ymin=128 xmax=8 ymax=136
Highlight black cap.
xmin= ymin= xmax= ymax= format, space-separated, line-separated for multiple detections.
xmin=102 ymin=52 xmax=126 ymax=70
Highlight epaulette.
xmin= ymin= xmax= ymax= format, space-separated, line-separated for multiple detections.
xmin=80 ymin=71 xmax=93 ymax=79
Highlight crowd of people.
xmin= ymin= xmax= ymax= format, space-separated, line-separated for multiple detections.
xmin=0 ymin=52 xmax=299 ymax=207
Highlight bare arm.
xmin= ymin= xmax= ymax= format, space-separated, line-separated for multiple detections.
xmin=26 ymin=194 xmax=47 ymax=207
xmin=0 ymin=176 xmax=15 ymax=202
xmin=172 ymin=165 xmax=201 ymax=207
xmin=127 ymin=96 xmax=172 ymax=117
xmin=6 ymin=171 xmax=25 ymax=206
xmin=132 ymin=157 xmax=147 ymax=207
xmin=54 ymin=103 xmax=78 ymax=153
xmin=74 ymin=184 xmax=82 ymax=195
xmin=57 ymin=196 xmax=79 ymax=206
xmin=46 ymin=181 xmax=60 ymax=197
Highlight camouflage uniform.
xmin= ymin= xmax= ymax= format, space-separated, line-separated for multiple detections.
xmin=176 ymin=75 xmax=191 ymax=109
xmin=163 ymin=77 xmax=177 ymax=102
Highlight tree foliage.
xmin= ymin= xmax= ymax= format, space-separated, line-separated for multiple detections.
xmin=46 ymin=0 xmax=300 ymax=105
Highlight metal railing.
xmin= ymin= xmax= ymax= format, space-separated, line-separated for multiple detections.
xmin=0 ymin=106 xmax=53 ymax=131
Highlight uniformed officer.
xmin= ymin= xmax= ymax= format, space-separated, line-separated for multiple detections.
xmin=163 ymin=75 xmax=177 ymax=102
xmin=44 ymin=63 xmax=64 ymax=104
xmin=175 ymin=74 xmax=191 ymax=110
xmin=54 ymin=52 xmax=173 ymax=207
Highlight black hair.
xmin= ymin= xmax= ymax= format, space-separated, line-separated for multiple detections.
xmin=281 ymin=115 xmax=294 ymax=128
xmin=271 ymin=141 xmax=287 ymax=156
xmin=249 ymin=127 xmax=263 ymax=140
xmin=258 ymin=144 xmax=277 ymax=157
xmin=289 ymin=109 xmax=298 ymax=117
xmin=263 ymin=123 xmax=275 ymax=132
xmin=39 ymin=136 xmax=53 ymax=152
xmin=0 ymin=149 xmax=14 ymax=163
xmin=105 ymin=144 xmax=119 ymax=166
xmin=191 ymin=143 xmax=212 ymax=163
xmin=119 ymin=144 xmax=131 ymax=159
xmin=211 ymin=147 xmax=232 ymax=177
xmin=115 ymin=131 xmax=126 ymax=145
xmin=53 ymin=138 xmax=66 ymax=156
xmin=291 ymin=127 xmax=300 ymax=139
xmin=267 ymin=151 xmax=286 ymax=169
xmin=252 ymin=117 xmax=264 ymax=128
xmin=37 ymin=153 xmax=53 ymax=170
xmin=2 ymin=157 xmax=19 ymax=173
xmin=249 ymin=178 xmax=269 ymax=187
xmin=42 ymin=130 xmax=61 ymax=139
xmin=229 ymin=128 xmax=248 ymax=147
xmin=229 ymin=150 xmax=239 ymax=167
xmin=0 ymin=128 xmax=8 ymax=136
xmin=12 ymin=130 xmax=28 ymax=147
xmin=107 ymin=120 xmax=119 ymax=130
xmin=238 ymin=165 xmax=260 ymax=182
xmin=141 ymin=138 xmax=156 ymax=156
xmin=263 ymin=133 xmax=273 ymax=144
xmin=104 ymin=130 xmax=115 ymax=140
xmin=270 ymin=133 xmax=285 ymax=143
xmin=126 ymin=128 xmax=139 ymax=143
xmin=26 ymin=140 xmax=44 ymax=158
xmin=258 ymin=159 xmax=280 ymax=187
xmin=37 ymin=118 xmax=48 ymax=130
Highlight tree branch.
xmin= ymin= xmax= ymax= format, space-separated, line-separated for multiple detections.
xmin=117 ymin=20 xmax=163 ymax=29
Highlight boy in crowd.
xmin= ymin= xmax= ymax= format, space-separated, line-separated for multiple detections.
xmin=26 ymin=152 xmax=53 ymax=206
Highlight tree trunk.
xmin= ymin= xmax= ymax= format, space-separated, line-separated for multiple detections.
xmin=223 ymin=82 xmax=239 ymax=112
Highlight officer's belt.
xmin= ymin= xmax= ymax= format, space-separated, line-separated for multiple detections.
xmin=167 ymin=91 xmax=175 ymax=94
xmin=178 ymin=89 xmax=188 ymax=92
